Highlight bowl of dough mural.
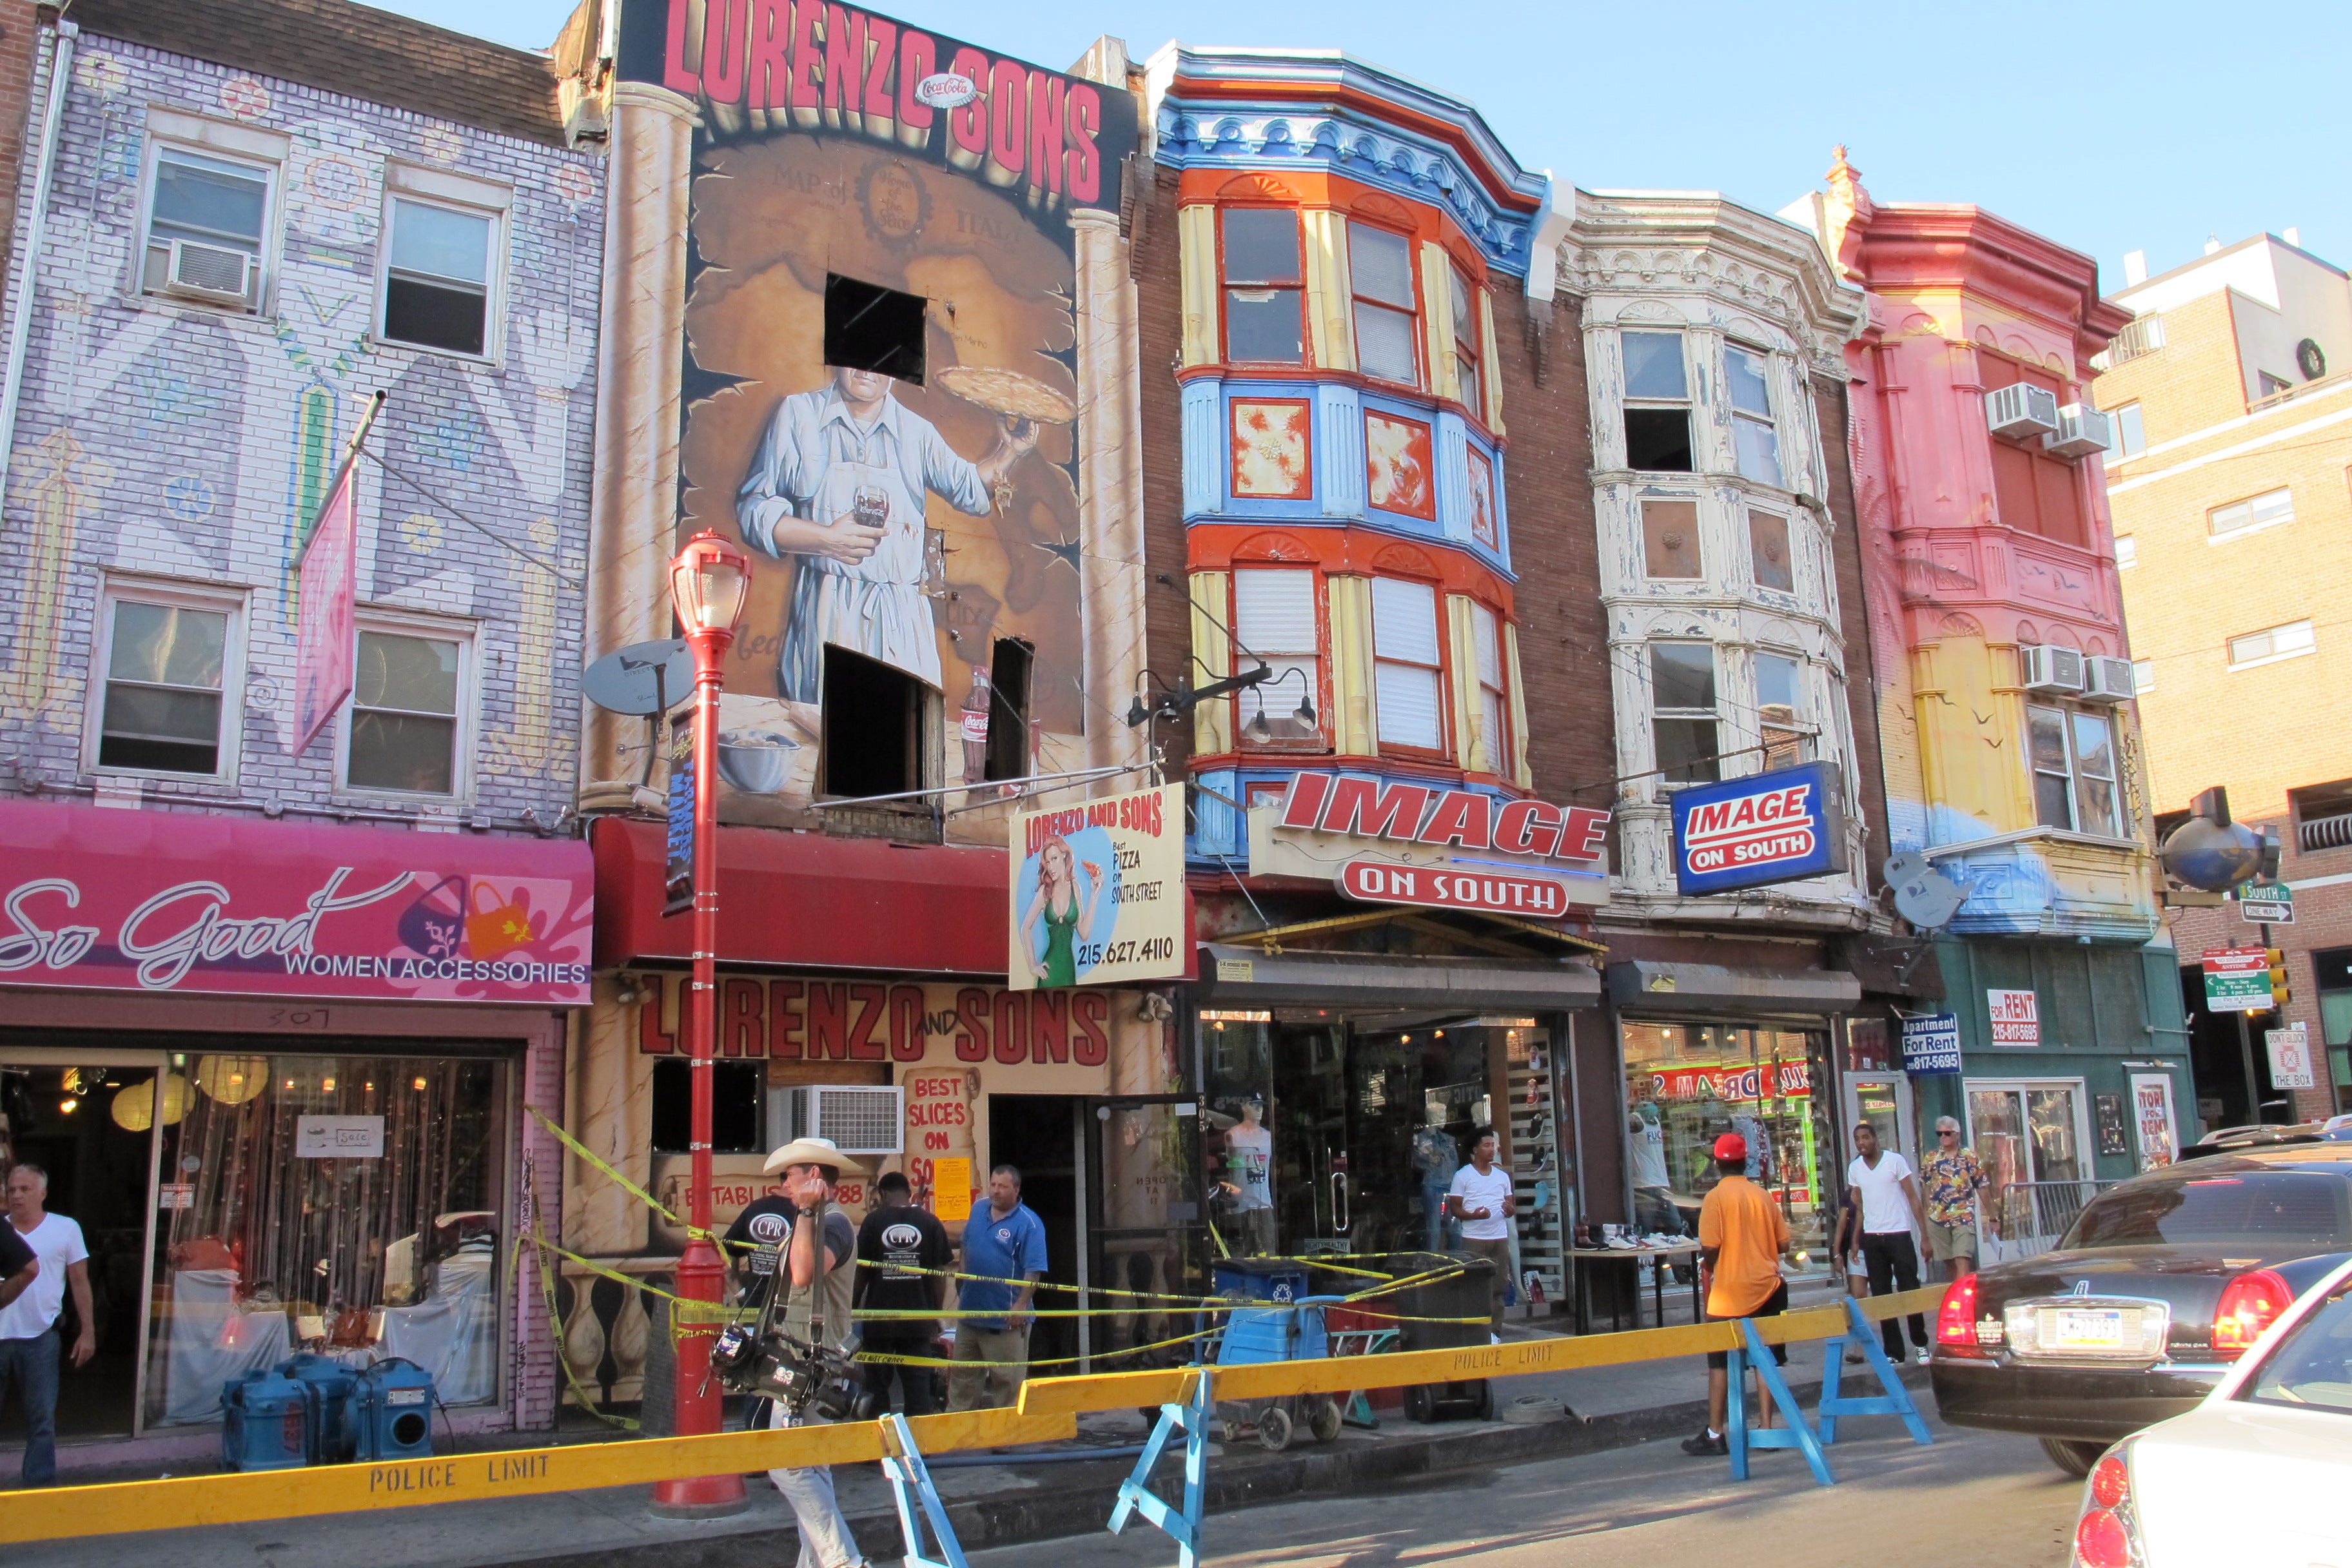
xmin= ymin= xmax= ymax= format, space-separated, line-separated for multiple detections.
xmin=716 ymin=730 xmax=798 ymax=794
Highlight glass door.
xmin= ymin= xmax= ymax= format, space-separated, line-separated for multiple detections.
xmin=1844 ymin=1073 xmax=1916 ymax=1166
xmin=1086 ymin=1095 xmax=1205 ymax=1372
xmin=1965 ymin=1078 xmax=2091 ymax=1261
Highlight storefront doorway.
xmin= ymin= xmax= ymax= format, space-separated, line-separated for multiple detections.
xmin=1088 ymin=1094 xmax=1206 ymax=1369
xmin=988 ymin=1095 xmax=1080 ymax=1369
xmin=1965 ymin=1077 xmax=2092 ymax=1260
xmin=1618 ymin=1020 xmax=1834 ymax=1253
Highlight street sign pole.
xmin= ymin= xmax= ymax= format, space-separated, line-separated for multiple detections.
xmin=2237 ymin=1011 xmax=2261 ymax=1125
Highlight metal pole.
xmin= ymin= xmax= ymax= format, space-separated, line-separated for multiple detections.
xmin=2235 ymin=1011 xmax=2261 ymax=1127
xmin=651 ymin=621 xmax=745 ymax=1514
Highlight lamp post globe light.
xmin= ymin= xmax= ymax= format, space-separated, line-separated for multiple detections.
xmin=652 ymin=531 xmax=751 ymax=1516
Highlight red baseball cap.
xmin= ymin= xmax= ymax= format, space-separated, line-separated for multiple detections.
xmin=1712 ymin=1132 xmax=1748 ymax=1162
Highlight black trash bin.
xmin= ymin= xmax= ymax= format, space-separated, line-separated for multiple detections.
xmin=1339 ymin=1250 xmax=1494 ymax=1422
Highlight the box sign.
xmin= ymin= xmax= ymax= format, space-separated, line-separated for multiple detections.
xmin=2202 ymin=946 xmax=2271 ymax=1009
xmin=1987 ymin=988 xmax=2040 ymax=1047
xmin=2268 ymin=1024 xmax=2317 ymax=1090
xmin=1899 ymin=1012 xmax=1962 ymax=1075
xmin=1253 ymin=772 xmax=1611 ymax=914
xmin=1667 ymin=761 xmax=1846 ymax=896
xmin=1337 ymin=858 xmax=1574 ymax=918
xmin=1009 ymin=783 xmax=1186 ymax=990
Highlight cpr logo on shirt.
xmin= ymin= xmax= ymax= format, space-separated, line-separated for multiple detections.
xmin=748 ymin=1213 xmax=788 ymax=1242
xmin=883 ymin=1223 xmax=923 ymax=1250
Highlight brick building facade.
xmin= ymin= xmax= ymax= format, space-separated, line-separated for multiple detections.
xmin=0 ymin=0 xmax=601 ymax=1469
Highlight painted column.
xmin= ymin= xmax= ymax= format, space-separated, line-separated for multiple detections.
xmin=1073 ymin=206 xmax=1147 ymax=772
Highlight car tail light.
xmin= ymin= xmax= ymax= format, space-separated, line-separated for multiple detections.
xmin=2072 ymin=1444 xmax=2142 ymax=1568
xmin=2213 ymin=1268 xmax=2291 ymax=1358
xmin=1936 ymin=1273 xmax=1981 ymax=1352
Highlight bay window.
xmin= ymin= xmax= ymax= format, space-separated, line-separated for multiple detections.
xmin=1233 ymin=569 xmax=1323 ymax=747
xmin=1727 ymin=344 xmax=1783 ymax=486
xmin=1755 ymin=652 xmax=1809 ymax=769
xmin=1349 ymin=222 xmax=1420 ymax=387
xmin=1371 ymin=577 xmax=1444 ymax=752
xmin=1469 ymin=601 xmax=1509 ymax=776
xmin=1449 ymin=264 xmax=1482 ymax=419
xmin=1622 ymin=330 xmax=1692 ymax=472
xmin=1221 ymin=208 xmax=1305 ymax=365
xmin=1747 ymin=507 xmax=1794 ymax=592
xmin=1642 ymin=498 xmax=1703 ymax=579
xmin=2028 ymin=704 xmax=2121 ymax=836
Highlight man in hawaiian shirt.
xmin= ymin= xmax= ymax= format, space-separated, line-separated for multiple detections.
xmin=1919 ymin=1115 xmax=1989 ymax=1280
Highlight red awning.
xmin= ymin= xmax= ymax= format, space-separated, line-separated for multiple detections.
xmin=591 ymin=817 xmax=1009 ymax=977
xmin=0 ymin=799 xmax=592 ymax=1005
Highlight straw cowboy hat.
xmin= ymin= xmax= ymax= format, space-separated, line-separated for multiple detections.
xmin=761 ymin=1136 xmax=870 ymax=1177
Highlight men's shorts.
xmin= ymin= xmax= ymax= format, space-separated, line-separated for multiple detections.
xmin=1925 ymin=1219 xmax=1977 ymax=1262
xmin=1705 ymin=1280 xmax=1790 ymax=1371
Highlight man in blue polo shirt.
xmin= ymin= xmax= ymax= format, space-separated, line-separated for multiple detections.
xmin=948 ymin=1163 xmax=1046 ymax=1411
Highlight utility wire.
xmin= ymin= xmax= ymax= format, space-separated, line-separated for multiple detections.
xmin=359 ymin=440 xmax=585 ymax=590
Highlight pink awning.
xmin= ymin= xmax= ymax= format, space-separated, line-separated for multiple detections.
xmin=0 ymin=801 xmax=591 ymax=1006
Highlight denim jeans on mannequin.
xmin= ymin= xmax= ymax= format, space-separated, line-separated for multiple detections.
xmin=766 ymin=1401 xmax=867 ymax=1567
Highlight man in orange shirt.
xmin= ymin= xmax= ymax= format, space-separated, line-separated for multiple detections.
xmin=1682 ymin=1132 xmax=1790 ymax=1457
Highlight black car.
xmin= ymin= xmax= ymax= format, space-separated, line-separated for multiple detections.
xmin=1928 ymin=1144 xmax=2352 ymax=1476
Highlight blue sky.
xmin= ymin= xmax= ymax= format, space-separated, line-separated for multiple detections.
xmin=369 ymin=0 xmax=2352 ymax=289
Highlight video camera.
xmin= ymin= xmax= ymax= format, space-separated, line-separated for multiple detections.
xmin=708 ymin=1191 xmax=863 ymax=1422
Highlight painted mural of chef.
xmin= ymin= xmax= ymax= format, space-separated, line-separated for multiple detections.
xmin=735 ymin=365 xmax=1037 ymax=704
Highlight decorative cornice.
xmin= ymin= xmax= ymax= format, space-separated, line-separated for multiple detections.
xmin=1145 ymin=44 xmax=1548 ymax=279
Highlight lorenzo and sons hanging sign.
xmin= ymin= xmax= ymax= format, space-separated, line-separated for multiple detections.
xmin=0 ymin=802 xmax=592 ymax=1005
xmin=1253 ymin=772 xmax=1612 ymax=914
xmin=1668 ymin=761 xmax=1847 ymax=896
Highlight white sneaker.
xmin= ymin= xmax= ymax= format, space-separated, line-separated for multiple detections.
xmin=1914 ymin=1347 xmax=1932 ymax=1365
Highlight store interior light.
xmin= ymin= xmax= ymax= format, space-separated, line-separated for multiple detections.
xmin=322 ymin=1078 xmax=336 ymax=1092
xmin=59 ymin=1098 xmax=76 ymax=1114
xmin=413 ymin=1077 xmax=428 ymax=1091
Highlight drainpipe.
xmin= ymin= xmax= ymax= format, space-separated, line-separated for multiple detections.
xmin=0 ymin=18 xmax=78 ymax=470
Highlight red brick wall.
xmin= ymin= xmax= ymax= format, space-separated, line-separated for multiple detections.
xmin=0 ymin=0 xmax=43 ymax=273
xmin=1135 ymin=164 xmax=1195 ymax=776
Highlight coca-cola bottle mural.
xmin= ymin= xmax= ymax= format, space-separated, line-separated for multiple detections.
xmin=960 ymin=665 xmax=991 ymax=784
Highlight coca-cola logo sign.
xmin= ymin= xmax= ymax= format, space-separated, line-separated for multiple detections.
xmin=912 ymin=72 xmax=977 ymax=108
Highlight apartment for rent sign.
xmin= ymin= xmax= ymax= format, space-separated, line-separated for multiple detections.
xmin=1668 ymin=761 xmax=1847 ymax=896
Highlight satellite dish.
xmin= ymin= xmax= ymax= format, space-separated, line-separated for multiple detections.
xmin=1884 ymin=851 xmax=1967 ymax=930
xmin=583 ymin=639 xmax=692 ymax=717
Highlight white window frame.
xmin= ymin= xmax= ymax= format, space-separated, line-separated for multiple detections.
xmin=84 ymin=576 xmax=251 ymax=785
xmin=2113 ymin=534 xmax=2137 ymax=569
xmin=1648 ymin=638 xmax=1720 ymax=790
xmin=1369 ymin=576 xmax=1447 ymax=755
xmin=2131 ymin=659 xmax=2154 ymax=694
xmin=2026 ymin=701 xmax=2124 ymax=838
xmin=2206 ymin=486 xmax=2294 ymax=544
xmin=1745 ymin=505 xmax=1796 ymax=593
xmin=1619 ymin=328 xmax=1694 ymax=473
xmin=1723 ymin=342 xmax=1784 ymax=487
xmin=1230 ymin=567 xmax=1325 ymax=751
xmin=1752 ymin=648 xmax=1812 ymax=770
xmin=2226 ymin=618 xmax=2315 ymax=672
xmin=373 ymin=164 xmax=514 ymax=366
xmin=1347 ymin=220 xmax=1422 ymax=389
xmin=2108 ymin=402 xmax=2146 ymax=459
xmin=134 ymin=110 xmax=291 ymax=318
xmin=1467 ymin=599 xmax=1509 ymax=777
xmin=337 ymin=607 xmax=481 ymax=802
xmin=1449 ymin=263 xmax=1482 ymax=420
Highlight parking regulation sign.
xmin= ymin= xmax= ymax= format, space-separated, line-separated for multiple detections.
xmin=2203 ymin=946 xmax=2272 ymax=1008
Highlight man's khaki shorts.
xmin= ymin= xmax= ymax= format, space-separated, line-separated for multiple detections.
xmin=1925 ymin=1219 xmax=1976 ymax=1262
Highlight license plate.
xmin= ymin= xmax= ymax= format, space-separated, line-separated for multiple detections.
xmin=2053 ymin=1308 xmax=2127 ymax=1349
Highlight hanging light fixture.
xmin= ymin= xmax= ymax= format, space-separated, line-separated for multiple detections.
xmin=195 ymin=1055 xmax=269 ymax=1105
xmin=112 ymin=1074 xmax=193 ymax=1132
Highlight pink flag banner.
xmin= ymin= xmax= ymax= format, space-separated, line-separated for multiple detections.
xmin=287 ymin=464 xmax=358 ymax=756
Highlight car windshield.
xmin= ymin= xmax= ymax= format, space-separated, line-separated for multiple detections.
xmin=2064 ymin=1172 xmax=2352 ymax=1250
xmin=2244 ymin=1279 xmax=2352 ymax=1416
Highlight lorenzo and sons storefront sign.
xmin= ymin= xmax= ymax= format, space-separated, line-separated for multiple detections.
xmin=1668 ymin=761 xmax=1847 ymax=897
xmin=0 ymin=802 xmax=592 ymax=1004
xmin=1253 ymin=772 xmax=1612 ymax=915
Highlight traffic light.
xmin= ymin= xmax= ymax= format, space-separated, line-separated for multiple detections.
xmin=2269 ymin=948 xmax=2292 ymax=1008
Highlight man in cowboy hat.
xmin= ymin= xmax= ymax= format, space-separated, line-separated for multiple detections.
xmin=739 ymin=1135 xmax=867 ymax=1568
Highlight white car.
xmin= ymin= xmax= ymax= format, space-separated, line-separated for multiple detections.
xmin=2072 ymin=1253 xmax=2352 ymax=1567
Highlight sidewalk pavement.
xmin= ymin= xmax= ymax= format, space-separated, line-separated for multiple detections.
xmin=8 ymin=1271 xmax=1937 ymax=1568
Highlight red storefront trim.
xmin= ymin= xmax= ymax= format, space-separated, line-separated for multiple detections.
xmin=590 ymin=818 xmax=1009 ymax=976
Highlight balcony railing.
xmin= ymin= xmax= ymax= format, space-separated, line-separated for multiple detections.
xmin=2097 ymin=313 xmax=2165 ymax=369
xmin=2298 ymin=810 xmax=2352 ymax=854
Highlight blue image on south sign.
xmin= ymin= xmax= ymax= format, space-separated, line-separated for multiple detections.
xmin=1015 ymin=823 xmax=1121 ymax=986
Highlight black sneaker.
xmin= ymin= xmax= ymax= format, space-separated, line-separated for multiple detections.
xmin=1680 ymin=1430 xmax=1727 ymax=1456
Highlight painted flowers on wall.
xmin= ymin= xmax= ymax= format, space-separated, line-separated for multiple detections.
xmin=1364 ymin=410 xmax=1435 ymax=521
xmin=1230 ymin=398 xmax=1311 ymax=500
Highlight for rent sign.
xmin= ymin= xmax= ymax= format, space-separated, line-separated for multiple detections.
xmin=1667 ymin=761 xmax=1847 ymax=896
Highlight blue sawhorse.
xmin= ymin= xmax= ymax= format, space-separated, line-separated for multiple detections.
xmin=1723 ymin=1317 xmax=1836 ymax=1485
xmin=1818 ymin=1295 xmax=1936 ymax=1448
xmin=879 ymin=1412 xmax=968 ymax=1568
xmin=1108 ymin=1369 xmax=1213 ymax=1568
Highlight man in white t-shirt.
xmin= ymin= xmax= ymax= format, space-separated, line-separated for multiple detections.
xmin=2 ymin=1163 xmax=93 ymax=1486
xmin=1843 ymin=1122 xmax=1930 ymax=1366
xmin=1446 ymin=1128 xmax=1515 ymax=1340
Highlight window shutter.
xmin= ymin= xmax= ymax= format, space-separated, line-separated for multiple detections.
xmin=1233 ymin=569 xmax=1318 ymax=653
xmin=1370 ymin=578 xmax=1439 ymax=663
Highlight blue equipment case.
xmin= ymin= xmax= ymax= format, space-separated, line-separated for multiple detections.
xmin=349 ymin=1358 xmax=437 ymax=1461
xmin=220 ymin=1367 xmax=311 ymax=1471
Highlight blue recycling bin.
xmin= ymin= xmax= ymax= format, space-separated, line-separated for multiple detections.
xmin=220 ymin=1368 xmax=311 ymax=1472
xmin=1212 ymin=1257 xmax=1309 ymax=1305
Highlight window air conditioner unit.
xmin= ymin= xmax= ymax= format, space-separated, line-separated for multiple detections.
xmin=162 ymin=239 xmax=253 ymax=305
xmin=2081 ymin=656 xmax=2136 ymax=705
xmin=766 ymin=1084 xmax=904 ymax=1157
xmin=2019 ymin=643 xmax=2086 ymax=694
xmin=1984 ymin=382 xmax=2060 ymax=442
xmin=2044 ymin=404 xmax=2113 ymax=459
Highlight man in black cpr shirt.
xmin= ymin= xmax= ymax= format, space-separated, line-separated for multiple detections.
xmin=855 ymin=1171 xmax=952 ymax=1416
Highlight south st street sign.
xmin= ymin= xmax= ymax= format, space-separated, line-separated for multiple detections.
xmin=1248 ymin=772 xmax=1613 ymax=916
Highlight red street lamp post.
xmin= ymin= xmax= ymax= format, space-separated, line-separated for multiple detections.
xmin=651 ymin=531 xmax=752 ymax=1516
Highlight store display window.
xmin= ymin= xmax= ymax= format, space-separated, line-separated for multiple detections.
xmin=1618 ymin=1021 xmax=1831 ymax=1250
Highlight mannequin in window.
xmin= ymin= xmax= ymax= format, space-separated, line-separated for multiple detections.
xmin=1220 ymin=1097 xmax=1276 ymax=1256
xmin=1629 ymin=1102 xmax=1681 ymax=1237
xmin=1412 ymin=1110 xmax=1461 ymax=1252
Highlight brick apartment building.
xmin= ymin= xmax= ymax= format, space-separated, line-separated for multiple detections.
xmin=2094 ymin=233 xmax=2352 ymax=1128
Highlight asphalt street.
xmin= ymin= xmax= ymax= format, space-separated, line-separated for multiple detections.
xmin=970 ymin=1420 xmax=2083 ymax=1568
